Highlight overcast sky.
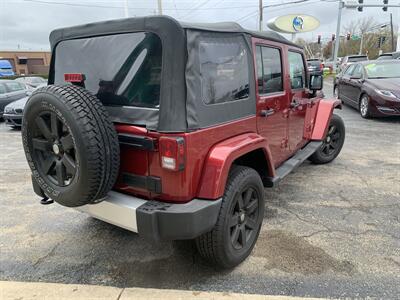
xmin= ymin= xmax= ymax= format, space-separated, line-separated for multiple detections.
xmin=1 ymin=0 xmax=399 ymax=50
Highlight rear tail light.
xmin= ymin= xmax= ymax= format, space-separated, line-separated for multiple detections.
xmin=320 ymin=63 xmax=324 ymax=70
xmin=64 ymin=73 xmax=85 ymax=83
xmin=159 ymin=137 xmax=185 ymax=171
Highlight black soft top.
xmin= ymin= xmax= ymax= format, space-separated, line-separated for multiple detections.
xmin=49 ymin=16 xmax=299 ymax=132
xmin=49 ymin=15 xmax=299 ymax=49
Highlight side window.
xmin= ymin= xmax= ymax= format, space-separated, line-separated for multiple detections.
xmin=0 ymin=83 xmax=6 ymax=94
xmin=344 ymin=65 xmax=355 ymax=75
xmin=352 ymin=64 xmax=363 ymax=78
xmin=199 ymin=37 xmax=249 ymax=105
xmin=256 ymin=45 xmax=283 ymax=94
xmin=288 ymin=51 xmax=306 ymax=90
xmin=4 ymin=82 xmax=24 ymax=92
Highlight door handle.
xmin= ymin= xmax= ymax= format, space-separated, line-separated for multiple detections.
xmin=260 ymin=108 xmax=275 ymax=117
xmin=290 ymin=99 xmax=301 ymax=109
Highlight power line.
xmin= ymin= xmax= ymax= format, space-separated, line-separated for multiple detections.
xmin=22 ymin=0 xmax=259 ymax=11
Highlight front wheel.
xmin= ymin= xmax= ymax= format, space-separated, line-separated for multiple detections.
xmin=309 ymin=114 xmax=345 ymax=164
xmin=359 ymin=94 xmax=371 ymax=119
xmin=195 ymin=166 xmax=265 ymax=269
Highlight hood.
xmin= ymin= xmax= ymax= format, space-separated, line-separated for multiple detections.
xmin=366 ymin=78 xmax=400 ymax=92
xmin=5 ymin=96 xmax=29 ymax=110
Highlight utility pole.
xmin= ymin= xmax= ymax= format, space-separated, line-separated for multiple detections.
xmin=359 ymin=33 xmax=364 ymax=55
xmin=158 ymin=0 xmax=163 ymax=15
xmin=124 ymin=0 xmax=129 ymax=17
xmin=333 ymin=0 xmax=343 ymax=72
xmin=390 ymin=13 xmax=394 ymax=51
xmin=259 ymin=0 xmax=263 ymax=31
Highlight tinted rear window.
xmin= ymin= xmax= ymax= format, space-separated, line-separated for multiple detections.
xmin=54 ymin=32 xmax=162 ymax=108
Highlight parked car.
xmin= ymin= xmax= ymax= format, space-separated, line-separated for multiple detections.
xmin=307 ymin=59 xmax=323 ymax=75
xmin=0 ymin=60 xmax=15 ymax=77
xmin=15 ymin=76 xmax=47 ymax=90
xmin=335 ymin=60 xmax=400 ymax=118
xmin=377 ymin=51 xmax=400 ymax=60
xmin=22 ymin=16 xmax=344 ymax=268
xmin=0 ymin=80 xmax=29 ymax=118
xmin=339 ymin=55 xmax=368 ymax=73
xmin=3 ymin=84 xmax=46 ymax=128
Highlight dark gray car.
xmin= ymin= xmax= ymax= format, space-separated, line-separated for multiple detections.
xmin=3 ymin=83 xmax=46 ymax=127
xmin=0 ymin=80 xmax=28 ymax=118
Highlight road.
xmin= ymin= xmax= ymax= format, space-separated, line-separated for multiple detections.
xmin=1 ymin=79 xmax=399 ymax=299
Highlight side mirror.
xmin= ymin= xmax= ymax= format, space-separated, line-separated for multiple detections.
xmin=309 ymin=74 xmax=323 ymax=91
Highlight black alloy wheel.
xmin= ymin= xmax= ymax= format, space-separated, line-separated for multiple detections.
xmin=309 ymin=114 xmax=345 ymax=164
xmin=319 ymin=124 xmax=341 ymax=158
xmin=196 ymin=166 xmax=265 ymax=269
xmin=31 ymin=111 xmax=76 ymax=187
xmin=229 ymin=186 xmax=259 ymax=250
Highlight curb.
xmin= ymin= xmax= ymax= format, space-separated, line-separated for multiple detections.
xmin=0 ymin=281 xmax=327 ymax=300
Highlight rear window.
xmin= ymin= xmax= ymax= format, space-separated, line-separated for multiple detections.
xmin=307 ymin=60 xmax=320 ymax=66
xmin=54 ymin=32 xmax=162 ymax=108
xmin=348 ymin=56 xmax=367 ymax=62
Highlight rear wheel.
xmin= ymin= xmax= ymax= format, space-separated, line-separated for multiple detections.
xmin=22 ymin=85 xmax=120 ymax=207
xmin=309 ymin=114 xmax=345 ymax=164
xmin=195 ymin=166 xmax=264 ymax=269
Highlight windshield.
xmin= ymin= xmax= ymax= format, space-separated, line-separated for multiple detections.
xmin=365 ymin=62 xmax=400 ymax=78
xmin=348 ymin=56 xmax=367 ymax=62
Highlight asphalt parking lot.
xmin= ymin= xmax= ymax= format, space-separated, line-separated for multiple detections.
xmin=0 ymin=79 xmax=399 ymax=299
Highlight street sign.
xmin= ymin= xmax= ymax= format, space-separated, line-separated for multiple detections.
xmin=351 ymin=34 xmax=360 ymax=40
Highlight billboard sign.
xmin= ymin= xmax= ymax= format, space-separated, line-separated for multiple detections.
xmin=267 ymin=14 xmax=320 ymax=34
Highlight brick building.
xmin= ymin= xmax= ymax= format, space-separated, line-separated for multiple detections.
xmin=0 ymin=51 xmax=51 ymax=75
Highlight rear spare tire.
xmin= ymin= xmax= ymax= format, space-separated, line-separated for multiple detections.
xmin=22 ymin=85 xmax=120 ymax=207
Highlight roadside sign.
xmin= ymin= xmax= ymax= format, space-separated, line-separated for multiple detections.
xmin=351 ymin=34 xmax=360 ymax=40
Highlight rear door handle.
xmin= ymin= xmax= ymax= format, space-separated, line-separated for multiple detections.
xmin=260 ymin=108 xmax=275 ymax=117
xmin=290 ymin=99 xmax=301 ymax=109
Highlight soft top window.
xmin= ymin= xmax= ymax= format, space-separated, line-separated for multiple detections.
xmin=54 ymin=32 xmax=162 ymax=109
xmin=199 ymin=37 xmax=249 ymax=105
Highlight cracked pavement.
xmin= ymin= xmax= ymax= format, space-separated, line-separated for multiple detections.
xmin=0 ymin=79 xmax=399 ymax=299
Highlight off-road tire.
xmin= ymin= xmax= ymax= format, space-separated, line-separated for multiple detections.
xmin=195 ymin=165 xmax=265 ymax=269
xmin=309 ymin=114 xmax=345 ymax=164
xmin=22 ymin=85 xmax=120 ymax=207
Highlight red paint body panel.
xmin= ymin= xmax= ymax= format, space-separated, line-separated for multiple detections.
xmin=114 ymin=117 xmax=260 ymax=203
xmin=197 ymin=133 xmax=274 ymax=199
xmin=311 ymin=99 xmax=342 ymax=140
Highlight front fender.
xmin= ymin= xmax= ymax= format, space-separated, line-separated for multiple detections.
xmin=311 ymin=99 xmax=342 ymax=140
xmin=197 ymin=133 xmax=274 ymax=200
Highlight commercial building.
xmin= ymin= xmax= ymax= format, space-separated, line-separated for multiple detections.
xmin=0 ymin=51 xmax=51 ymax=75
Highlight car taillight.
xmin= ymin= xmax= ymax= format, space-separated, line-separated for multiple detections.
xmin=320 ymin=63 xmax=324 ymax=70
xmin=159 ymin=137 xmax=185 ymax=171
xmin=64 ymin=73 xmax=85 ymax=83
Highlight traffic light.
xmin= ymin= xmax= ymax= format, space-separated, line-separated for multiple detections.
xmin=317 ymin=35 xmax=321 ymax=44
xmin=347 ymin=33 xmax=351 ymax=40
xmin=383 ymin=0 xmax=388 ymax=11
xmin=358 ymin=0 xmax=363 ymax=12
xmin=332 ymin=34 xmax=336 ymax=41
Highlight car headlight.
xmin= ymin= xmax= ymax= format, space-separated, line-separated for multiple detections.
xmin=375 ymin=89 xmax=398 ymax=99
xmin=4 ymin=107 xmax=14 ymax=114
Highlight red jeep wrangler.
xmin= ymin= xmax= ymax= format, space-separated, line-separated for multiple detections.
xmin=22 ymin=16 xmax=344 ymax=268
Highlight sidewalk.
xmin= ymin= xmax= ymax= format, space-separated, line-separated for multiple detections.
xmin=0 ymin=281 xmax=326 ymax=300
